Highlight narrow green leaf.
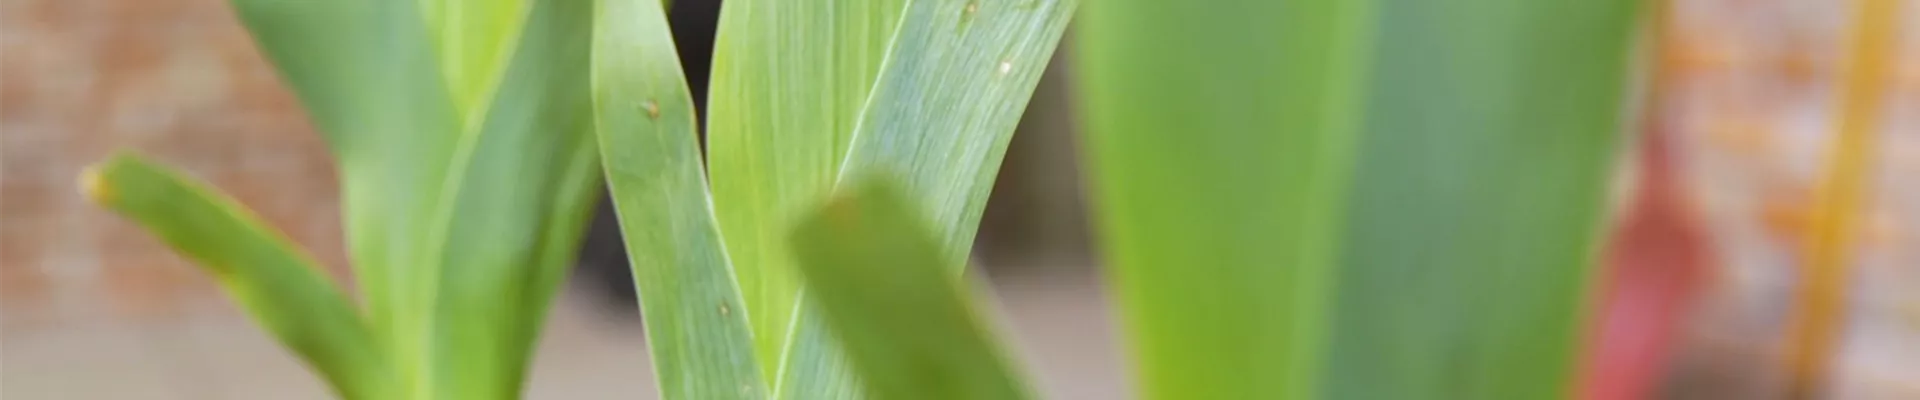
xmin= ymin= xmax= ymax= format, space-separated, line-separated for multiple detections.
xmin=706 ymin=0 xmax=906 ymax=381
xmin=1075 ymin=1 xmax=1373 ymax=398
xmin=593 ymin=0 xmax=767 ymax=397
xmin=836 ymin=0 xmax=1079 ymax=256
xmin=417 ymin=0 xmax=602 ymax=398
xmin=771 ymin=0 xmax=1080 ymax=396
xmin=83 ymin=154 xmax=389 ymax=400
xmin=790 ymin=181 xmax=1034 ymax=400
xmin=1323 ymin=1 xmax=1640 ymax=398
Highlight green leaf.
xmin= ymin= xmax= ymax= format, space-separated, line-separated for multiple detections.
xmin=707 ymin=0 xmax=1077 ymax=396
xmin=789 ymin=181 xmax=1034 ymax=400
xmin=1323 ymin=1 xmax=1640 ymax=398
xmin=780 ymin=0 xmax=1080 ymax=396
xmin=1075 ymin=0 xmax=1374 ymax=398
xmin=835 ymin=0 xmax=1078 ymax=258
xmin=226 ymin=1 xmax=459 ymax=358
xmin=593 ymin=0 xmax=767 ymax=398
xmin=186 ymin=0 xmax=600 ymax=398
xmin=1079 ymin=0 xmax=1641 ymax=399
xmin=83 ymin=154 xmax=390 ymax=400
xmin=706 ymin=0 xmax=906 ymax=383
xmin=419 ymin=0 xmax=529 ymax=123
xmin=415 ymin=0 xmax=602 ymax=398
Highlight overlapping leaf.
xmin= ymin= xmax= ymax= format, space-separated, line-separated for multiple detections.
xmin=705 ymin=0 xmax=906 ymax=383
xmin=102 ymin=0 xmax=602 ymax=398
xmin=592 ymin=0 xmax=766 ymax=397
xmin=789 ymin=181 xmax=1034 ymax=400
xmin=701 ymin=0 xmax=1077 ymax=397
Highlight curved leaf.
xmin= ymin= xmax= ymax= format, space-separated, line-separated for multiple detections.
xmin=594 ymin=0 xmax=767 ymax=397
xmin=83 ymin=154 xmax=390 ymax=400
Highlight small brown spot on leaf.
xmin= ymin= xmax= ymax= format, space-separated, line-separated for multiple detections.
xmin=642 ymin=99 xmax=660 ymax=120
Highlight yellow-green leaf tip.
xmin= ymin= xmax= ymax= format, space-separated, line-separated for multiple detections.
xmin=78 ymin=162 xmax=112 ymax=206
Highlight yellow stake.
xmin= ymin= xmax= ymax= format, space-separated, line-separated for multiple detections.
xmin=1781 ymin=0 xmax=1901 ymax=397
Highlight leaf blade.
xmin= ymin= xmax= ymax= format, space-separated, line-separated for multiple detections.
xmin=83 ymin=154 xmax=390 ymax=400
xmin=772 ymin=0 xmax=1080 ymax=396
xmin=419 ymin=0 xmax=529 ymax=121
xmin=1079 ymin=0 xmax=1643 ymax=399
xmin=226 ymin=0 xmax=459 ymax=357
xmin=593 ymin=0 xmax=768 ymax=397
xmin=416 ymin=0 xmax=603 ymax=397
xmin=1322 ymin=1 xmax=1641 ymax=398
xmin=706 ymin=0 xmax=907 ymax=381
xmin=789 ymin=181 xmax=1034 ymax=400
xmin=1075 ymin=0 xmax=1373 ymax=398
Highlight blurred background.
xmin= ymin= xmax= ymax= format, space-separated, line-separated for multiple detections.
xmin=1 ymin=0 xmax=1916 ymax=398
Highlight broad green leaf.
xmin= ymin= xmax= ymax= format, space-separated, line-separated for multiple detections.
xmin=1321 ymin=1 xmax=1640 ymax=398
xmin=593 ymin=0 xmax=767 ymax=397
xmin=1080 ymin=0 xmax=1641 ymax=399
xmin=770 ymin=0 xmax=1079 ymax=396
xmin=789 ymin=181 xmax=1033 ymax=400
xmin=706 ymin=0 xmax=906 ymax=382
xmin=1076 ymin=1 xmax=1373 ymax=399
xmin=83 ymin=154 xmax=389 ymax=400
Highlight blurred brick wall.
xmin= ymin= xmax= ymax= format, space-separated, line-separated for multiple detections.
xmin=2 ymin=0 xmax=348 ymax=331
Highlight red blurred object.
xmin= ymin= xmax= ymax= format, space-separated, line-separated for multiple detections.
xmin=1577 ymin=114 xmax=1717 ymax=400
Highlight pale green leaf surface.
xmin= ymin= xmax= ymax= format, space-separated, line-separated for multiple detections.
xmin=200 ymin=0 xmax=600 ymax=398
xmin=417 ymin=0 xmax=602 ymax=398
xmin=593 ymin=0 xmax=767 ymax=397
xmin=419 ymin=0 xmax=528 ymax=123
xmin=1322 ymin=1 xmax=1640 ymax=398
xmin=789 ymin=181 xmax=1033 ymax=400
xmin=225 ymin=0 xmax=458 ymax=351
xmin=1080 ymin=0 xmax=1640 ymax=399
xmin=773 ymin=0 xmax=1079 ymax=397
xmin=84 ymin=154 xmax=389 ymax=400
xmin=1075 ymin=1 xmax=1373 ymax=399
xmin=706 ymin=0 xmax=905 ymax=381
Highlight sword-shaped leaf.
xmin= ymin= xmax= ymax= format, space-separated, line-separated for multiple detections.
xmin=83 ymin=155 xmax=389 ymax=400
xmin=594 ymin=0 xmax=766 ymax=397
